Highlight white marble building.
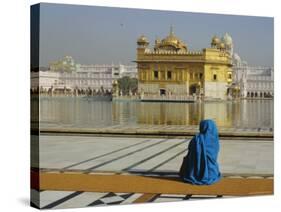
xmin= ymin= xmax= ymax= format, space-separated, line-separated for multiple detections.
xmin=31 ymin=57 xmax=137 ymax=94
xmin=232 ymin=53 xmax=274 ymax=98
xmin=75 ymin=64 xmax=113 ymax=91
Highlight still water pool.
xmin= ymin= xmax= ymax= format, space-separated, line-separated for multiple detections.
xmin=34 ymin=97 xmax=273 ymax=129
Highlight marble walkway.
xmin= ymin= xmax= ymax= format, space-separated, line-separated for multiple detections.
xmin=31 ymin=135 xmax=274 ymax=209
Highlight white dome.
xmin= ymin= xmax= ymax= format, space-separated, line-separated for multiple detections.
xmin=222 ymin=33 xmax=233 ymax=46
xmin=233 ymin=53 xmax=242 ymax=65
xmin=233 ymin=53 xmax=241 ymax=62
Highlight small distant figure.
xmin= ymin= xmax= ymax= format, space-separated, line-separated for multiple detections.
xmin=179 ymin=119 xmax=221 ymax=185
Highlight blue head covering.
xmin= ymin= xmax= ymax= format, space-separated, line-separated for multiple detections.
xmin=180 ymin=119 xmax=221 ymax=185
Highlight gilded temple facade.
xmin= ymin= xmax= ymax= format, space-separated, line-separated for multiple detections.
xmin=135 ymin=28 xmax=233 ymax=100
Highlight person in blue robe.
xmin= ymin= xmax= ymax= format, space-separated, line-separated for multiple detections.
xmin=179 ymin=119 xmax=221 ymax=185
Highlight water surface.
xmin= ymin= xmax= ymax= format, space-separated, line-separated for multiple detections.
xmin=36 ymin=97 xmax=273 ymax=129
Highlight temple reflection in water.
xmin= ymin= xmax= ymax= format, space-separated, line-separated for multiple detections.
xmin=38 ymin=97 xmax=273 ymax=129
xmin=116 ymin=102 xmax=233 ymax=127
xmin=111 ymin=100 xmax=272 ymax=128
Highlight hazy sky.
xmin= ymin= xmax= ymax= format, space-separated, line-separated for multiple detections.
xmin=39 ymin=3 xmax=274 ymax=67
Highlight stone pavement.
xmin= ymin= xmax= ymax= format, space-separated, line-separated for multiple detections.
xmin=36 ymin=135 xmax=273 ymax=175
xmin=31 ymin=135 xmax=274 ymax=209
xmin=31 ymin=189 xmax=230 ymax=209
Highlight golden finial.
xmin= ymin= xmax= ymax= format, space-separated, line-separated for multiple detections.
xmin=170 ymin=25 xmax=174 ymax=36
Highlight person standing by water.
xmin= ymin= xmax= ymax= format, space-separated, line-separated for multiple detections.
xmin=179 ymin=119 xmax=221 ymax=185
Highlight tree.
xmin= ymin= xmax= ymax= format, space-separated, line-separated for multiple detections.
xmin=117 ymin=76 xmax=138 ymax=96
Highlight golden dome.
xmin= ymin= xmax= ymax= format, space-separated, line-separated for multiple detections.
xmin=218 ymin=42 xmax=226 ymax=49
xmin=211 ymin=35 xmax=220 ymax=46
xmin=137 ymin=35 xmax=149 ymax=46
xmin=163 ymin=32 xmax=179 ymax=44
xmin=155 ymin=27 xmax=187 ymax=51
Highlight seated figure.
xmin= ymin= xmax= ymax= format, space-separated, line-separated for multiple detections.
xmin=179 ymin=119 xmax=221 ymax=185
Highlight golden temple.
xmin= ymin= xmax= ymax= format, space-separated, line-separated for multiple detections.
xmin=135 ymin=27 xmax=233 ymax=100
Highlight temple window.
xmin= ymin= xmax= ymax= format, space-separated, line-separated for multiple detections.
xmin=213 ymin=74 xmax=217 ymax=81
xmin=167 ymin=71 xmax=172 ymax=80
xmin=200 ymin=73 xmax=203 ymax=79
xmin=154 ymin=71 xmax=158 ymax=80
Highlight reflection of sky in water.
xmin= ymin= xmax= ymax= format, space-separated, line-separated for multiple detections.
xmin=36 ymin=97 xmax=273 ymax=129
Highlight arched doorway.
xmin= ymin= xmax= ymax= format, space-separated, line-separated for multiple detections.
xmin=160 ymin=89 xmax=166 ymax=96
xmin=189 ymin=84 xmax=197 ymax=96
xmin=251 ymin=92 xmax=254 ymax=98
